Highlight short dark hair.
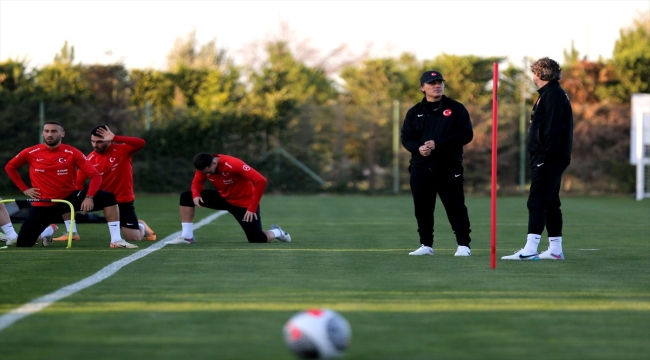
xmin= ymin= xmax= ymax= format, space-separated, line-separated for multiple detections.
xmin=530 ymin=57 xmax=562 ymax=81
xmin=44 ymin=121 xmax=64 ymax=130
xmin=90 ymin=125 xmax=108 ymax=137
xmin=193 ymin=153 xmax=214 ymax=170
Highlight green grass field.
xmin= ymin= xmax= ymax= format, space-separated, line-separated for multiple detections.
xmin=1 ymin=195 xmax=648 ymax=360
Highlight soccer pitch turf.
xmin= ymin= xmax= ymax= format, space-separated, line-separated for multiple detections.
xmin=1 ymin=195 xmax=648 ymax=360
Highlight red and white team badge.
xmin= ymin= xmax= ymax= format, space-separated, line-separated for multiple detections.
xmin=243 ymin=165 xmax=251 ymax=171
xmin=58 ymin=157 xmax=67 ymax=163
xmin=443 ymin=109 xmax=452 ymax=116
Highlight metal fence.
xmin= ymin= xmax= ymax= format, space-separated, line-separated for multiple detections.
xmin=1 ymin=99 xmax=635 ymax=195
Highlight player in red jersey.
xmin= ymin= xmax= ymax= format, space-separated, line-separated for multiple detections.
xmin=4 ymin=122 xmax=138 ymax=248
xmin=55 ymin=125 xmax=156 ymax=242
xmin=0 ymin=197 xmax=57 ymax=245
xmin=167 ymin=152 xmax=291 ymax=244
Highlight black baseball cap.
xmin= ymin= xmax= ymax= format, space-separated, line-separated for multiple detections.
xmin=420 ymin=70 xmax=445 ymax=84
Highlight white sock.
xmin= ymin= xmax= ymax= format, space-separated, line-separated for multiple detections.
xmin=1 ymin=223 xmax=18 ymax=238
xmin=108 ymin=221 xmax=122 ymax=242
xmin=549 ymin=236 xmax=563 ymax=254
xmin=523 ymin=234 xmax=541 ymax=254
xmin=64 ymin=220 xmax=78 ymax=233
xmin=270 ymin=228 xmax=282 ymax=238
xmin=39 ymin=225 xmax=54 ymax=238
xmin=181 ymin=222 xmax=194 ymax=239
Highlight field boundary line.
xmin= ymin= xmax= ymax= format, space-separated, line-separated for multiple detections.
xmin=0 ymin=210 xmax=227 ymax=332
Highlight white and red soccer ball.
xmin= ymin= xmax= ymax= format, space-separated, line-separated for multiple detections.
xmin=283 ymin=308 xmax=352 ymax=359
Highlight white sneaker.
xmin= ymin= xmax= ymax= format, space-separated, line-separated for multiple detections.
xmin=166 ymin=236 xmax=196 ymax=245
xmin=0 ymin=233 xmax=8 ymax=242
xmin=6 ymin=237 xmax=17 ymax=246
xmin=109 ymin=240 xmax=139 ymax=249
xmin=409 ymin=245 xmax=434 ymax=256
xmin=271 ymin=224 xmax=291 ymax=242
xmin=40 ymin=224 xmax=58 ymax=247
xmin=454 ymin=245 xmax=471 ymax=257
xmin=539 ymin=249 xmax=565 ymax=260
xmin=501 ymin=249 xmax=539 ymax=261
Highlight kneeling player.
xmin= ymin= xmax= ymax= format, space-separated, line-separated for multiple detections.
xmin=169 ymin=152 xmax=290 ymax=244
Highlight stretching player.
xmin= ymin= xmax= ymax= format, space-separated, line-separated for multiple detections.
xmin=168 ymin=152 xmax=291 ymax=244
xmin=56 ymin=125 xmax=156 ymax=242
xmin=4 ymin=121 xmax=137 ymax=248
xmin=0 ymin=197 xmax=58 ymax=246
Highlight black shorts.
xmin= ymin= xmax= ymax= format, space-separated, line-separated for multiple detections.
xmin=15 ymin=189 xmax=117 ymax=247
xmin=118 ymin=202 xmax=140 ymax=230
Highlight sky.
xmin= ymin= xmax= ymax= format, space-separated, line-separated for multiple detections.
xmin=1 ymin=0 xmax=648 ymax=72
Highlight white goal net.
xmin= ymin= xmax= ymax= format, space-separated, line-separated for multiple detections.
xmin=630 ymin=94 xmax=650 ymax=200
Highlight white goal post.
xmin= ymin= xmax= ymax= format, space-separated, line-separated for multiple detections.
xmin=630 ymin=94 xmax=650 ymax=200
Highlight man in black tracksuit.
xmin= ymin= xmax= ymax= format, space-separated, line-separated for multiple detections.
xmin=502 ymin=57 xmax=573 ymax=261
xmin=401 ymin=70 xmax=474 ymax=257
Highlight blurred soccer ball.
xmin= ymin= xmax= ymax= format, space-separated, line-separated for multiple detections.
xmin=283 ymin=308 xmax=351 ymax=359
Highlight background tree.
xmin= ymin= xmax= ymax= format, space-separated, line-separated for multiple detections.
xmin=609 ymin=10 xmax=650 ymax=102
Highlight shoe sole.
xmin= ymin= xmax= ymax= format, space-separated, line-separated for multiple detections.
xmin=109 ymin=244 xmax=138 ymax=249
xmin=166 ymin=238 xmax=195 ymax=244
xmin=139 ymin=221 xmax=157 ymax=241
xmin=539 ymin=255 xmax=564 ymax=260
xmin=53 ymin=236 xmax=81 ymax=241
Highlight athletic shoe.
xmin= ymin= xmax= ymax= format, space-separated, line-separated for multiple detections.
xmin=138 ymin=220 xmax=157 ymax=241
xmin=109 ymin=240 xmax=139 ymax=249
xmin=454 ymin=245 xmax=471 ymax=257
xmin=0 ymin=233 xmax=8 ymax=242
xmin=41 ymin=224 xmax=58 ymax=247
xmin=501 ymin=249 xmax=540 ymax=261
xmin=5 ymin=237 xmax=17 ymax=246
xmin=53 ymin=232 xmax=81 ymax=241
xmin=539 ymin=249 xmax=565 ymax=260
xmin=409 ymin=245 xmax=434 ymax=256
xmin=270 ymin=224 xmax=291 ymax=242
xmin=166 ymin=236 xmax=196 ymax=244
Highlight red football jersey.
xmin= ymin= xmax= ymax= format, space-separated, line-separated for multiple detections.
xmin=191 ymin=154 xmax=267 ymax=212
xmin=76 ymin=136 xmax=145 ymax=203
xmin=5 ymin=144 xmax=101 ymax=206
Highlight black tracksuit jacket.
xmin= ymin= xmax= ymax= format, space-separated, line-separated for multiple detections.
xmin=401 ymin=95 xmax=474 ymax=171
xmin=528 ymin=80 xmax=573 ymax=166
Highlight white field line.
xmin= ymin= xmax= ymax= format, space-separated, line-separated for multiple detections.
xmin=0 ymin=210 xmax=228 ymax=332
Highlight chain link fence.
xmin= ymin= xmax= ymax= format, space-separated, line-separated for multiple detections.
xmin=0 ymin=99 xmax=635 ymax=195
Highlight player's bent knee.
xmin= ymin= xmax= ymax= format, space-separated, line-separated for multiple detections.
xmin=179 ymin=191 xmax=195 ymax=207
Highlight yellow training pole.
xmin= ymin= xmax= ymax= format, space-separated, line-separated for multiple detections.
xmin=0 ymin=199 xmax=75 ymax=249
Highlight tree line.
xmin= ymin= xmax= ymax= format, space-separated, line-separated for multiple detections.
xmin=1 ymin=14 xmax=648 ymax=195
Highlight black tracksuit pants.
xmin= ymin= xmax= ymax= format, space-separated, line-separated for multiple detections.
xmin=409 ymin=166 xmax=471 ymax=247
xmin=16 ymin=190 xmax=117 ymax=247
xmin=527 ymin=161 xmax=569 ymax=236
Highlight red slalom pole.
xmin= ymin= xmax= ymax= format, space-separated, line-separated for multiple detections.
xmin=491 ymin=62 xmax=499 ymax=269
